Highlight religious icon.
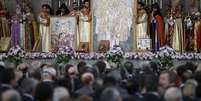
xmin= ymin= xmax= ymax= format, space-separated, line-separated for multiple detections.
xmin=50 ymin=17 xmax=77 ymax=52
xmin=98 ymin=40 xmax=110 ymax=53
xmin=78 ymin=42 xmax=89 ymax=52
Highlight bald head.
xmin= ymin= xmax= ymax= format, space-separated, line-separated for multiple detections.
xmin=1 ymin=90 xmax=21 ymax=101
xmin=81 ymin=72 xmax=94 ymax=85
xmin=164 ymin=87 xmax=182 ymax=101
xmin=100 ymin=87 xmax=122 ymax=101
xmin=53 ymin=87 xmax=70 ymax=101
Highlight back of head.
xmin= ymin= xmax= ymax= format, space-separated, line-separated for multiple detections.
xmin=161 ymin=71 xmax=177 ymax=87
xmin=42 ymin=67 xmax=57 ymax=81
xmin=53 ymin=87 xmax=69 ymax=101
xmin=123 ymin=95 xmax=140 ymax=101
xmin=0 ymin=61 xmax=5 ymax=72
xmin=96 ymin=61 xmax=106 ymax=74
xmin=167 ymin=71 xmax=178 ymax=86
xmin=176 ymin=65 xmax=187 ymax=78
xmin=30 ymin=68 xmax=42 ymax=81
xmin=126 ymin=78 xmax=140 ymax=94
xmin=149 ymin=61 xmax=158 ymax=73
xmin=196 ymin=63 xmax=201 ymax=72
xmin=124 ymin=61 xmax=134 ymax=74
xmin=34 ymin=82 xmax=53 ymax=101
xmin=81 ymin=72 xmax=94 ymax=86
xmin=77 ymin=95 xmax=93 ymax=101
xmin=65 ymin=64 xmax=73 ymax=74
xmin=193 ymin=71 xmax=201 ymax=83
xmin=103 ymin=76 xmax=117 ymax=87
xmin=183 ymin=79 xmax=197 ymax=97
xmin=1 ymin=89 xmax=21 ymax=101
xmin=21 ymin=78 xmax=39 ymax=94
xmin=100 ymin=87 xmax=121 ymax=101
xmin=164 ymin=87 xmax=182 ymax=101
xmin=185 ymin=62 xmax=196 ymax=73
xmin=144 ymin=74 xmax=158 ymax=92
xmin=0 ymin=64 xmax=5 ymax=83
xmin=77 ymin=61 xmax=87 ymax=75
xmin=0 ymin=68 xmax=15 ymax=84
xmin=196 ymin=84 xmax=201 ymax=99
xmin=140 ymin=62 xmax=152 ymax=74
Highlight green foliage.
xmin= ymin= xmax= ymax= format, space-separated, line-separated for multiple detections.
xmin=2 ymin=55 xmax=23 ymax=66
xmin=55 ymin=54 xmax=71 ymax=65
xmin=106 ymin=53 xmax=123 ymax=64
xmin=157 ymin=55 xmax=174 ymax=69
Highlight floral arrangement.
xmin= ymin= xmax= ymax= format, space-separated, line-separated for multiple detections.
xmin=2 ymin=45 xmax=25 ymax=65
xmin=124 ymin=52 xmax=155 ymax=60
xmin=55 ymin=46 xmax=74 ymax=65
xmin=25 ymin=52 xmax=56 ymax=59
xmin=155 ymin=45 xmax=175 ymax=69
xmin=106 ymin=45 xmax=124 ymax=65
xmin=74 ymin=52 xmax=105 ymax=60
xmin=1 ymin=46 xmax=201 ymax=62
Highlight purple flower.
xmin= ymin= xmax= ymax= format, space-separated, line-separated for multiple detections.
xmin=7 ymin=45 xmax=25 ymax=57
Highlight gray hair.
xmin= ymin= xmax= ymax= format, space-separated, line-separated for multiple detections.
xmin=183 ymin=79 xmax=198 ymax=97
xmin=1 ymin=89 xmax=21 ymax=101
xmin=21 ymin=78 xmax=39 ymax=93
xmin=100 ymin=87 xmax=121 ymax=101
xmin=164 ymin=87 xmax=183 ymax=101
xmin=140 ymin=62 xmax=151 ymax=69
xmin=53 ymin=87 xmax=70 ymax=101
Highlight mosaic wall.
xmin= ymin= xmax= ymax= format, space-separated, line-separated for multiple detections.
xmin=93 ymin=0 xmax=134 ymax=51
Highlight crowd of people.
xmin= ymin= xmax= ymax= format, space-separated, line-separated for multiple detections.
xmin=0 ymin=60 xmax=201 ymax=101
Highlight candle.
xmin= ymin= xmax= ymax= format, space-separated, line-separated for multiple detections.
xmin=149 ymin=0 xmax=151 ymax=5
xmin=78 ymin=0 xmax=80 ymax=7
xmin=69 ymin=0 xmax=71 ymax=6
xmin=59 ymin=0 xmax=61 ymax=7
xmin=160 ymin=0 xmax=162 ymax=8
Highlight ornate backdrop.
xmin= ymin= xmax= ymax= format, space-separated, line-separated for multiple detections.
xmin=93 ymin=0 xmax=135 ymax=51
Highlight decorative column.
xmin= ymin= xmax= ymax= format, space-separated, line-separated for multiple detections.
xmin=133 ymin=0 xmax=138 ymax=51
xmin=200 ymin=0 xmax=201 ymax=10
xmin=0 ymin=0 xmax=5 ymax=9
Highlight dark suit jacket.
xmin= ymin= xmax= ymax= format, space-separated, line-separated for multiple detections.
xmin=142 ymin=92 xmax=162 ymax=101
